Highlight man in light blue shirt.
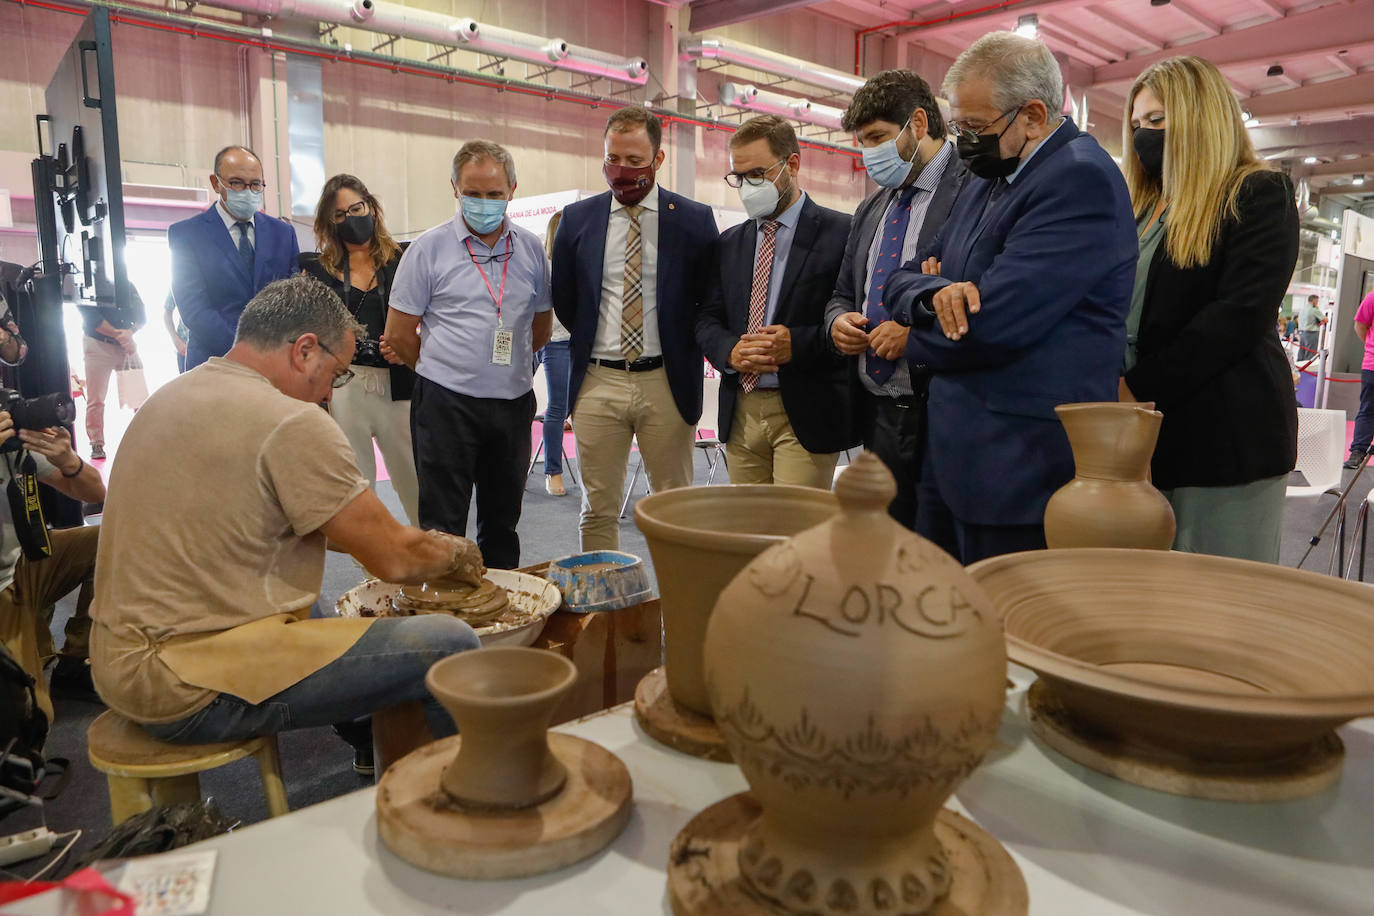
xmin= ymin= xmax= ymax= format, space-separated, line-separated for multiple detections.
xmin=385 ymin=140 xmax=552 ymax=568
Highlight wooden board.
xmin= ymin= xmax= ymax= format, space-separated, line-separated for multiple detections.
xmin=1026 ymin=679 xmax=1346 ymax=802
xmin=377 ymin=732 xmax=632 ymax=879
xmin=667 ymin=793 xmax=1028 ymax=916
xmin=633 ymin=666 xmax=731 ymax=762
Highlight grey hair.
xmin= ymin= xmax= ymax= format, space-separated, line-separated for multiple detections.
xmin=234 ymin=275 xmax=364 ymax=351
xmin=943 ymin=31 xmax=1064 ymax=116
xmin=451 ymin=139 xmax=517 ymax=187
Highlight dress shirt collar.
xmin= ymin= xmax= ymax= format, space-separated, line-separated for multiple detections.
xmin=610 ymin=182 xmax=660 ymax=214
xmin=758 ymin=190 xmax=806 ymax=231
xmin=1006 ymin=117 xmax=1067 ymax=185
xmin=911 ymin=139 xmax=954 ymax=195
xmin=452 ymin=214 xmax=513 ymax=250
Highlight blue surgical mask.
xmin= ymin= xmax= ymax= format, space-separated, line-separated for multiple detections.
xmin=861 ymin=118 xmax=920 ymax=188
xmin=460 ymin=195 xmax=508 ymax=235
xmin=222 ymin=187 xmax=262 ymax=221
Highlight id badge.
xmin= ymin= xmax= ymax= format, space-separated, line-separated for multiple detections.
xmin=492 ymin=328 xmax=514 ymax=366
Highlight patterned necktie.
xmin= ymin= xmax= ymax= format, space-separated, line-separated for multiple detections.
xmin=740 ymin=220 xmax=781 ymax=393
xmin=865 ymin=186 xmax=919 ymax=385
xmin=620 ymin=205 xmax=644 ymax=360
xmin=235 ymin=221 xmax=254 ymax=272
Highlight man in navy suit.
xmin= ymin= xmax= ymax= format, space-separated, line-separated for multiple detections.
xmin=883 ymin=32 xmax=1136 ymax=563
xmin=552 ymin=106 xmax=718 ymax=550
xmin=696 ymin=115 xmax=854 ymax=488
xmin=169 ymin=146 xmax=300 ymax=370
xmin=824 ymin=69 xmax=970 ymax=529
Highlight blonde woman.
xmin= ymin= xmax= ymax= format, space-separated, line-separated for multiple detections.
xmin=302 ymin=174 xmax=420 ymax=524
xmin=1120 ymin=56 xmax=1298 ymax=562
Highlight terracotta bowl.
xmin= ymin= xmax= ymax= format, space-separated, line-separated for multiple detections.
xmin=967 ymin=549 xmax=1374 ymax=763
xmin=633 ymin=485 xmax=838 ymax=717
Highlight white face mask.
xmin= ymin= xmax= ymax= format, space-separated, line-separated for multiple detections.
xmin=737 ymin=159 xmax=789 ymax=220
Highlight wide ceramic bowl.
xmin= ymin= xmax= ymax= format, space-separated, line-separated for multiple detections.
xmin=967 ymin=549 xmax=1374 ymax=762
xmin=544 ymin=550 xmax=653 ymax=613
xmin=336 ymin=569 xmax=561 ymax=647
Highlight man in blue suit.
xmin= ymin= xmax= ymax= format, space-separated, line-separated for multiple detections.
xmin=551 ymin=106 xmax=718 ymax=550
xmin=883 ymin=32 xmax=1136 ymax=563
xmin=169 ymin=146 xmax=300 ymax=370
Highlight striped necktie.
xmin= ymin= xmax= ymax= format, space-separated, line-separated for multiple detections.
xmin=620 ymin=205 xmax=644 ymax=360
xmin=740 ymin=220 xmax=781 ymax=393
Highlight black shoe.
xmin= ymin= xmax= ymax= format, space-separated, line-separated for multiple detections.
xmin=49 ymin=656 xmax=99 ymax=701
xmin=352 ymin=747 xmax=375 ymax=776
xmin=1344 ymin=452 xmax=1367 ymax=470
xmin=331 ymin=717 xmax=374 ymax=777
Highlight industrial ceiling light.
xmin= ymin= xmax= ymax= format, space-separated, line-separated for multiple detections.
xmin=1266 ymin=64 xmax=1285 ymax=77
xmin=1244 ymin=117 xmax=1260 ymax=128
xmin=1015 ymin=14 xmax=1039 ymax=38
xmin=1356 ymin=175 xmax=1368 ymax=186
xmin=1304 ymin=156 xmax=1319 ymax=164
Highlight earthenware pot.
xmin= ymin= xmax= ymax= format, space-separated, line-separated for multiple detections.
xmin=425 ymin=647 xmax=577 ymax=809
xmin=634 ymin=485 xmax=837 ymax=717
xmin=1043 ymin=402 xmax=1175 ymax=550
xmin=703 ymin=455 xmax=1007 ymax=915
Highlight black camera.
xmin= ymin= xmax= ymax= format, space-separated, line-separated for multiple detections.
xmin=354 ymin=337 xmax=390 ymax=368
xmin=0 ymin=389 xmax=77 ymax=451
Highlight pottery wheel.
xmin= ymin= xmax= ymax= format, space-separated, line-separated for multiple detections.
xmin=667 ymin=793 xmax=1028 ymax=916
xmin=393 ymin=578 xmax=510 ymax=626
xmin=1025 ymin=679 xmax=1346 ymax=802
xmin=377 ymin=732 xmax=632 ymax=879
xmin=634 ymin=667 xmax=732 ymax=763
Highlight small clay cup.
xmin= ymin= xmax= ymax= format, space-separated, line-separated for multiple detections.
xmin=425 ymin=647 xmax=578 ymax=810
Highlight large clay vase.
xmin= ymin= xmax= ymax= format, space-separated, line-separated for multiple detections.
xmin=425 ymin=647 xmax=577 ymax=809
xmin=634 ymin=485 xmax=837 ymax=717
xmin=703 ymin=454 xmax=1007 ymax=915
xmin=1043 ymin=401 xmax=1176 ymax=550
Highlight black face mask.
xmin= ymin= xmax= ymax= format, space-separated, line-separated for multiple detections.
xmin=956 ymin=106 xmax=1027 ymax=180
xmin=1132 ymin=127 xmax=1165 ymax=182
xmin=338 ymin=213 xmax=375 ymax=246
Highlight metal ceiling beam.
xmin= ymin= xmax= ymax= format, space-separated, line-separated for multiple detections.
xmin=1093 ymin=0 xmax=1374 ymax=88
xmin=1246 ymin=0 xmax=1286 ymax=19
xmin=1327 ymin=53 xmax=1357 ymax=76
xmin=1078 ymin=6 xmax=1163 ymax=53
xmin=1038 ymin=24 xmax=1111 ymax=68
xmin=1247 ymin=71 xmax=1374 ymax=121
xmin=889 ymin=0 xmax=1108 ymax=44
xmin=1039 ymin=18 xmax=1125 ymax=61
xmin=1166 ymin=0 xmax=1220 ymax=39
xmin=1295 ymin=154 xmax=1374 ymax=179
xmin=688 ymin=0 xmax=826 ymax=31
xmin=1248 ymin=117 xmax=1374 ymax=161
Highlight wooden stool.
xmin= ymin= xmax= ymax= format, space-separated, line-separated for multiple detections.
xmin=86 ymin=711 xmax=290 ymax=824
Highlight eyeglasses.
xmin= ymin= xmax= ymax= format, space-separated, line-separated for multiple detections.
xmin=316 ymin=340 xmax=355 ymax=388
xmin=947 ymin=107 xmax=1022 ymax=143
xmin=724 ymin=158 xmax=786 ymax=189
xmin=333 ymin=200 xmax=370 ymax=223
xmin=467 ymin=248 xmax=515 ymax=265
xmin=216 ymin=175 xmax=267 ymax=193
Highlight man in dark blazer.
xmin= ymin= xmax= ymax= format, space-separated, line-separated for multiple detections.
xmin=696 ymin=116 xmax=854 ymax=488
xmin=169 ymin=146 xmax=300 ymax=371
xmin=823 ymin=70 xmax=969 ymax=528
xmin=551 ymin=107 xmax=718 ymax=550
xmin=884 ymin=32 xmax=1136 ymax=563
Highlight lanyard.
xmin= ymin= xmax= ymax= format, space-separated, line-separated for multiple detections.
xmin=464 ymin=236 xmax=512 ymax=327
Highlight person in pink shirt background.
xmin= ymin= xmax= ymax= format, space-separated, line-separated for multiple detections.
xmin=1347 ymin=288 xmax=1374 ymax=468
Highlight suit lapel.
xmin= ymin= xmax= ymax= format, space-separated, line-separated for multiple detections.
xmin=585 ymin=194 xmax=610 ymax=326
xmin=775 ymin=199 xmax=818 ymax=323
xmin=916 ymin=161 xmax=968 ymax=252
xmin=853 ymin=189 xmax=896 ymax=301
xmin=251 ymin=213 xmax=268 ymax=289
xmin=655 ymin=190 xmax=677 ymax=336
xmin=732 ymin=220 xmax=757 ymax=331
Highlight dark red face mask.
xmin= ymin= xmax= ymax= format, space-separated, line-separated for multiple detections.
xmin=603 ymin=162 xmax=655 ymax=206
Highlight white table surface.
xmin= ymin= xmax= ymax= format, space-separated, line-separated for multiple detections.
xmin=189 ymin=666 xmax=1374 ymax=915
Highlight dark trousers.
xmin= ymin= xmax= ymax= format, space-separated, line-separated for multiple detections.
xmin=859 ymin=392 xmax=925 ymax=530
xmin=1351 ymin=369 xmax=1374 ymax=455
xmin=915 ymin=450 xmax=1047 ymax=565
xmin=411 ymin=377 xmax=534 ymax=569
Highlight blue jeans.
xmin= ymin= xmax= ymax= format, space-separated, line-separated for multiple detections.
xmin=538 ymin=340 xmax=572 ymax=476
xmin=142 ymin=615 xmax=480 ymax=744
xmin=1351 ymin=369 xmax=1374 ymax=455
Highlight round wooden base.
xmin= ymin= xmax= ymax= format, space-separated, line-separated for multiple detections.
xmin=667 ymin=793 xmax=1028 ymax=916
xmin=634 ymin=667 xmax=732 ymax=762
xmin=377 ymin=732 xmax=632 ymax=879
xmin=1026 ymin=679 xmax=1345 ymax=802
